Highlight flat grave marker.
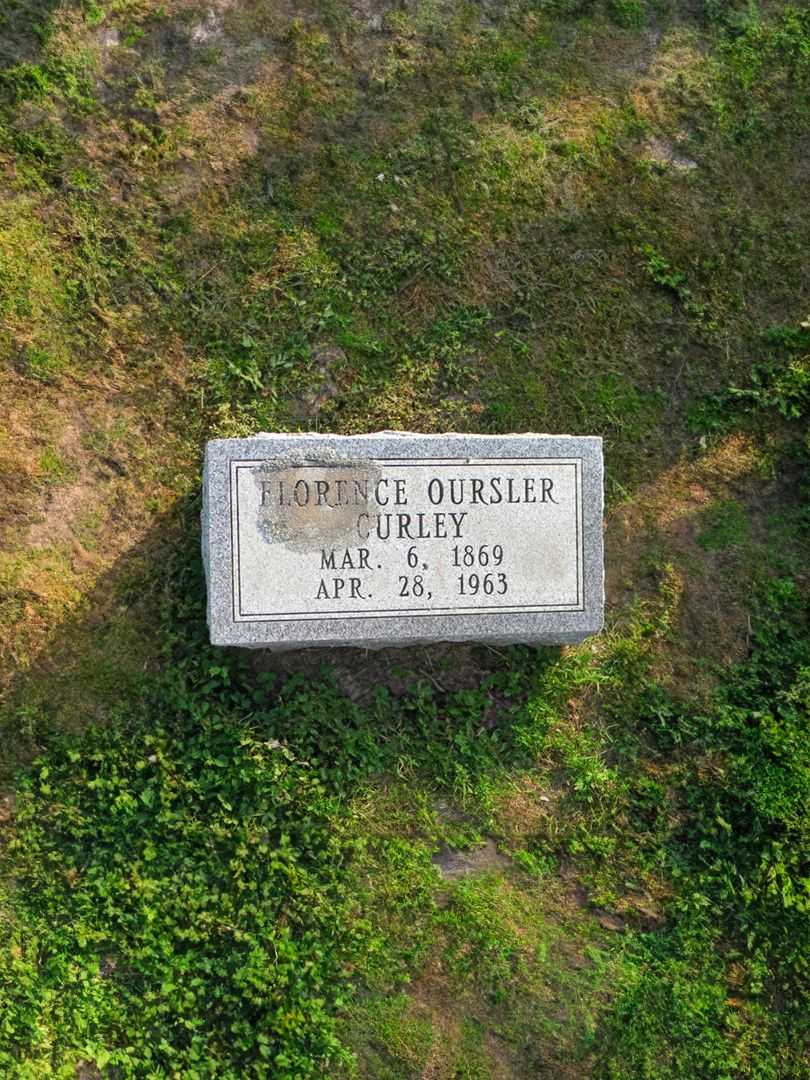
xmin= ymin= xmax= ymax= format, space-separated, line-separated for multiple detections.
xmin=202 ymin=432 xmax=603 ymax=649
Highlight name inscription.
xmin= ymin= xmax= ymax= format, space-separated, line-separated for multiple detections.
xmin=230 ymin=458 xmax=583 ymax=622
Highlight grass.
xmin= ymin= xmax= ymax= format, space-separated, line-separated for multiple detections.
xmin=0 ymin=0 xmax=809 ymax=1076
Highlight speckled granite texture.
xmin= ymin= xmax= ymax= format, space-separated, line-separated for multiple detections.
xmin=202 ymin=432 xmax=603 ymax=649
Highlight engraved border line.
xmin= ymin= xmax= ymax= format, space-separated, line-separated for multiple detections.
xmin=229 ymin=457 xmax=586 ymax=623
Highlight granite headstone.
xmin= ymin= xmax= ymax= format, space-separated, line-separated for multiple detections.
xmin=202 ymin=432 xmax=603 ymax=649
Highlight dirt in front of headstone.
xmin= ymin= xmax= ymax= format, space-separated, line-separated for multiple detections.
xmin=252 ymin=640 xmax=516 ymax=702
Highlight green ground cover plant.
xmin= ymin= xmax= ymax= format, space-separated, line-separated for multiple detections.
xmin=1 ymin=0 xmax=809 ymax=1076
xmin=2 ymin=542 xmax=807 ymax=1075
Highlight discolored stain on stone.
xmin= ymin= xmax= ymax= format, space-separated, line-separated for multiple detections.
xmin=252 ymin=459 xmax=383 ymax=552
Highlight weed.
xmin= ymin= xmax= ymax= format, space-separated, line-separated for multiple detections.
xmin=712 ymin=5 xmax=810 ymax=138
xmin=0 ymin=55 xmax=95 ymax=114
xmin=0 ymin=713 xmax=369 ymax=1077
xmin=37 ymin=445 xmax=68 ymax=483
xmin=599 ymin=580 xmax=810 ymax=1077
xmin=639 ymin=243 xmax=710 ymax=323
xmin=608 ymin=0 xmax=646 ymax=30
xmin=696 ymin=498 xmax=749 ymax=550
xmin=729 ymin=328 xmax=810 ymax=420
xmin=23 ymin=346 xmax=65 ymax=382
